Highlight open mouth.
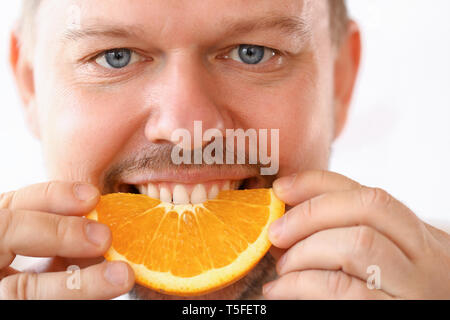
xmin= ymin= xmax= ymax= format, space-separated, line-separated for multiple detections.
xmin=116 ymin=178 xmax=256 ymax=205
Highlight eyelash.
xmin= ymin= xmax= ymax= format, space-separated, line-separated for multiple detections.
xmin=218 ymin=45 xmax=282 ymax=72
xmin=94 ymin=49 xmax=147 ymax=69
xmin=91 ymin=45 xmax=282 ymax=72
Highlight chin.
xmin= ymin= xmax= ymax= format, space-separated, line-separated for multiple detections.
xmin=129 ymin=253 xmax=277 ymax=300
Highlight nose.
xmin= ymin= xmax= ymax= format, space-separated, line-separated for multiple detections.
xmin=144 ymin=52 xmax=229 ymax=148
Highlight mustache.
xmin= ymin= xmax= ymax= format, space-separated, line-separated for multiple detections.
xmin=101 ymin=143 xmax=271 ymax=193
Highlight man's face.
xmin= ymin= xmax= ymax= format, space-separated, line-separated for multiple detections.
xmin=22 ymin=0 xmax=345 ymax=299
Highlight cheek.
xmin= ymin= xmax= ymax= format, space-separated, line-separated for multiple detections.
xmin=37 ymin=81 xmax=145 ymax=184
xmin=222 ymin=68 xmax=334 ymax=177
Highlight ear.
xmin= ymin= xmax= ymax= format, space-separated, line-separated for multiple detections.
xmin=332 ymin=20 xmax=362 ymax=139
xmin=9 ymin=27 xmax=40 ymax=140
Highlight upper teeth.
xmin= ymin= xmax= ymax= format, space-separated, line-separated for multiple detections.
xmin=208 ymin=184 xmax=219 ymax=200
xmin=135 ymin=180 xmax=240 ymax=204
xmin=190 ymin=184 xmax=207 ymax=204
xmin=160 ymin=187 xmax=172 ymax=203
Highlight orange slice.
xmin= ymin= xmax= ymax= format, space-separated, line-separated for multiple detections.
xmin=86 ymin=188 xmax=284 ymax=296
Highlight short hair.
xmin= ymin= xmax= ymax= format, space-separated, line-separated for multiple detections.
xmin=18 ymin=0 xmax=348 ymax=45
xmin=329 ymin=0 xmax=349 ymax=43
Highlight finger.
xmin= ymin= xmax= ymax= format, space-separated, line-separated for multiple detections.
xmin=424 ymin=221 xmax=450 ymax=243
xmin=269 ymin=187 xmax=425 ymax=258
xmin=269 ymin=246 xmax=286 ymax=261
xmin=0 ymin=209 xmax=111 ymax=267
xmin=0 ymin=267 xmax=18 ymax=281
xmin=273 ymin=170 xmax=360 ymax=206
xmin=0 ymin=261 xmax=134 ymax=300
xmin=0 ymin=181 xmax=100 ymax=216
xmin=263 ymin=270 xmax=394 ymax=300
xmin=22 ymin=257 xmax=105 ymax=274
xmin=276 ymin=226 xmax=413 ymax=296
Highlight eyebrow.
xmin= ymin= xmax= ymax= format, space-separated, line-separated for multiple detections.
xmin=221 ymin=15 xmax=309 ymax=39
xmin=61 ymin=24 xmax=146 ymax=42
xmin=61 ymin=15 xmax=308 ymax=42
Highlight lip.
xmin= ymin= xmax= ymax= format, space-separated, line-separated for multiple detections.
xmin=114 ymin=166 xmax=258 ymax=191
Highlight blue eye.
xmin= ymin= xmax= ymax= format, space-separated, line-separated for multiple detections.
xmin=229 ymin=45 xmax=275 ymax=65
xmin=95 ymin=48 xmax=143 ymax=69
xmin=238 ymin=45 xmax=264 ymax=64
xmin=104 ymin=49 xmax=131 ymax=68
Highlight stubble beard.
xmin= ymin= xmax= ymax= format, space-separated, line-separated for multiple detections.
xmin=101 ymin=143 xmax=278 ymax=300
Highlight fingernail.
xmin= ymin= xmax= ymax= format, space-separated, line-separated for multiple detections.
xmin=269 ymin=217 xmax=285 ymax=240
xmin=104 ymin=262 xmax=128 ymax=286
xmin=273 ymin=174 xmax=297 ymax=193
xmin=74 ymin=183 xmax=99 ymax=201
xmin=85 ymin=222 xmax=110 ymax=246
xmin=263 ymin=281 xmax=275 ymax=296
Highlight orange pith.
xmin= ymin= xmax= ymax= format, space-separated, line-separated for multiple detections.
xmin=87 ymin=188 xmax=284 ymax=296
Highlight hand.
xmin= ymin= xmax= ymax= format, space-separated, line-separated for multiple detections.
xmin=263 ymin=171 xmax=450 ymax=299
xmin=0 ymin=181 xmax=134 ymax=300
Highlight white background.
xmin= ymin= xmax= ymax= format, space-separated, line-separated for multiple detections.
xmin=0 ymin=1 xmax=449 ymax=226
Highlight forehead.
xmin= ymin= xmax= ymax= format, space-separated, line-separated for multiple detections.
xmin=39 ymin=0 xmax=307 ymax=19
xmin=35 ymin=0 xmax=326 ymax=42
